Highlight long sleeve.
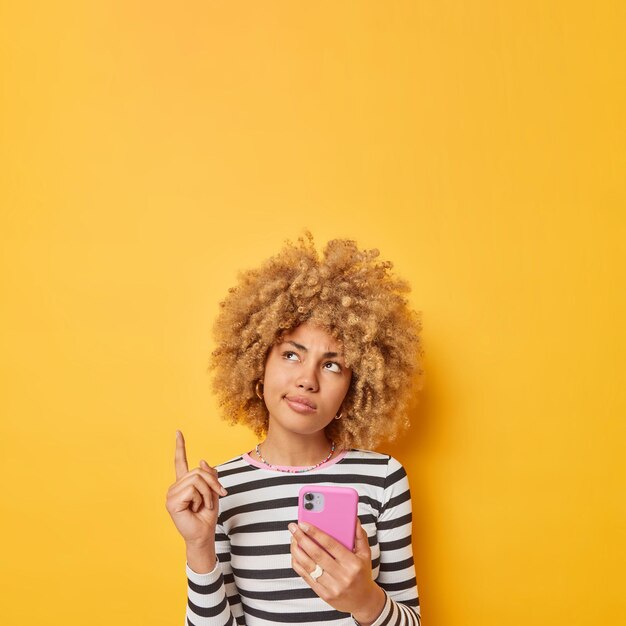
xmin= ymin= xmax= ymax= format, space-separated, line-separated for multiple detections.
xmin=185 ymin=520 xmax=246 ymax=626
xmin=363 ymin=457 xmax=420 ymax=626
xmin=181 ymin=450 xmax=420 ymax=626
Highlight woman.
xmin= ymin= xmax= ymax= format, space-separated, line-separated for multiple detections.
xmin=166 ymin=233 xmax=424 ymax=625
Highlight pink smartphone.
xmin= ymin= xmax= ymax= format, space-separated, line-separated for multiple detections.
xmin=297 ymin=485 xmax=359 ymax=550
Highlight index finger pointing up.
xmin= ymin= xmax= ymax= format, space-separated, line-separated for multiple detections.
xmin=175 ymin=430 xmax=189 ymax=480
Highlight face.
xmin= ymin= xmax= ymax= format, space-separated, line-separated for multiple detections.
xmin=261 ymin=322 xmax=352 ymax=438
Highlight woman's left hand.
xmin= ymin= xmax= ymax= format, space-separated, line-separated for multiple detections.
xmin=288 ymin=520 xmax=386 ymax=625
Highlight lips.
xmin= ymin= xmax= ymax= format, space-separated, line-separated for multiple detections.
xmin=284 ymin=395 xmax=317 ymax=413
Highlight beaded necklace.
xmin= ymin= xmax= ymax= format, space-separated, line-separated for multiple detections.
xmin=255 ymin=441 xmax=336 ymax=473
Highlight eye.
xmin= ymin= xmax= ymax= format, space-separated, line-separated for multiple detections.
xmin=282 ymin=351 xmax=300 ymax=361
xmin=324 ymin=361 xmax=342 ymax=373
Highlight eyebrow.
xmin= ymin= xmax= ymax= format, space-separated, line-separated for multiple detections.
xmin=284 ymin=340 xmax=341 ymax=359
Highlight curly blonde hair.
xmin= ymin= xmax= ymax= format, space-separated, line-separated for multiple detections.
xmin=209 ymin=232 xmax=424 ymax=449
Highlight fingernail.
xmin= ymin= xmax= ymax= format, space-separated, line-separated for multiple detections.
xmin=220 ymin=487 xmax=228 ymax=496
xmin=288 ymin=523 xmax=298 ymax=534
xmin=297 ymin=522 xmax=309 ymax=532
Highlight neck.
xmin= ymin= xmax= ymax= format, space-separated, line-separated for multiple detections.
xmin=258 ymin=428 xmax=336 ymax=467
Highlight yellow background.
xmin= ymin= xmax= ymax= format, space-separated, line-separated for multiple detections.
xmin=1 ymin=1 xmax=624 ymax=625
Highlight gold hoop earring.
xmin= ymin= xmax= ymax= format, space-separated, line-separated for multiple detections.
xmin=334 ymin=412 xmax=343 ymax=420
xmin=255 ymin=380 xmax=264 ymax=399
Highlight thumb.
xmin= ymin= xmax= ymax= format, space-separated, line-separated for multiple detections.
xmin=199 ymin=460 xmax=218 ymax=511
xmin=353 ymin=520 xmax=370 ymax=558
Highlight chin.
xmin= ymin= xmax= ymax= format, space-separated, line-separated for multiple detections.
xmin=270 ymin=415 xmax=332 ymax=437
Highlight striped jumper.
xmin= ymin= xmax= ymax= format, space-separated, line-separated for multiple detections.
xmin=185 ymin=449 xmax=420 ymax=626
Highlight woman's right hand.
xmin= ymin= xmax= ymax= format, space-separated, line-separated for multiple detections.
xmin=165 ymin=430 xmax=228 ymax=546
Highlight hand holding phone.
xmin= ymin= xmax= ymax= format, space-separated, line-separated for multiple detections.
xmin=297 ymin=485 xmax=359 ymax=550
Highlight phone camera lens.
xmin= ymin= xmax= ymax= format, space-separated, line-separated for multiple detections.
xmin=304 ymin=502 xmax=314 ymax=510
xmin=305 ymin=493 xmax=315 ymax=501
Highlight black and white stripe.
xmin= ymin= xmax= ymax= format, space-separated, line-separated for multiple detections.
xmin=186 ymin=449 xmax=420 ymax=626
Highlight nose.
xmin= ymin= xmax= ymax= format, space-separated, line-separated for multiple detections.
xmin=296 ymin=364 xmax=319 ymax=392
